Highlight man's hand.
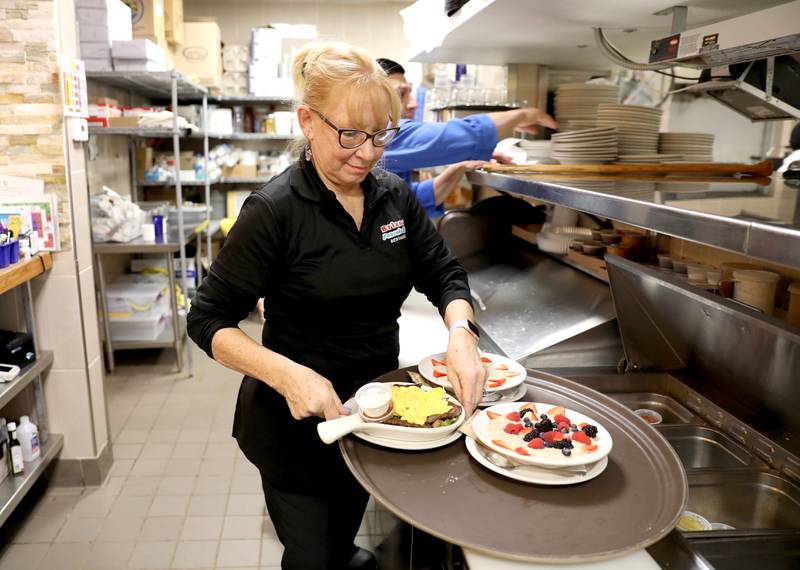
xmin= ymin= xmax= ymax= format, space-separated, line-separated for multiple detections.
xmin=280 ymin=364 xmax=349 ymax=421
xmin=445 ymin=328 xmax=486 ymax=417
xmin=512 ymin=108 xmax=559 ymax=135
xmin=491 ymin=151 xmax=516 ymax=165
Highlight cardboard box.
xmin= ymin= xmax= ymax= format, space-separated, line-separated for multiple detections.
xmin=135 ymin=145 xmax=155 ymax=180
xmin=164 ymin=0 xmax=184 ymax=45
xmin=76 ymin=0 xmax=131 ymax=42
xmin=112 ymin=39 xmax=164 ymax=62
xmin=222 ymin=164 xmax=257 ymax=179
xmin=175 ymin=21 xmax=222 ymax=87
xmin=250 ymin=27 xmax=281 ymax=62
xmin=108 ymin=116 xmax=141 ymax=128
xmin=133 ymin=0 xmax=166 ymax=50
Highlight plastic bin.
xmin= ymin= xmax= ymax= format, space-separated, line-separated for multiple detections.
xmin=106 ymin=280 xmax=168 ymax=315
xmin=109 ymin=310 xmax=168 ymax=341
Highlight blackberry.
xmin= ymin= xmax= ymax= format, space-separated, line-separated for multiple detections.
xmin=582 ymin=425 xmax=598 ymax=438
xmin=523 ymin=431 xmax=536 ymax=442
xmin=531 ymin=429 xmax=540 ymax=439
xmin=534 ymin=418 xmax=554 ymax=432
xmin=540 ymin=414 xmax=548 ymax=420
xmin=520 ymin=408 xmax=532 ymax=419
xmin=551 ymin=440 xmax=574 ymax=450
xmin=562 ymin=448 xmax=572 ymax=457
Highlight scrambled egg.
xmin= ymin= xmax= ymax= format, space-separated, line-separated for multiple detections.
xmin=391 ymin=385 xmax=451 ymax=426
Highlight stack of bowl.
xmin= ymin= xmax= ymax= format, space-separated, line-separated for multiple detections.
xmin=595 ymin=104 xmax=663 ymax=156
xmin=553 ymin=83 xmax=620 ymax=130
xmin=551 ymin=127 xmax=618 ymax=164
xmin=658 ymin=133 xmax=714 ymax=162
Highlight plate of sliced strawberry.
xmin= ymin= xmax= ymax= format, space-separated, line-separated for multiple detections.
xmin=472 ymin=401 xmax=613 ymax=468
xmin=418 ymin=352 xmax=526 ymax=393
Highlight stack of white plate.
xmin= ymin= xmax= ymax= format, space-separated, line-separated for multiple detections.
xmin=596 ymin=104 xmax=662 ymax=155
xmin=551 ymin=127 xmax=618 ymax=164
xmin=658 ymin=133 xmax=714 ymax=162
xmin=616 ymin=154 xmax=684 ymax=164
xmin=553 ymin=83 xmax=619 ymax=127
xmin=518 ymin=140 xmax=553 ymax=162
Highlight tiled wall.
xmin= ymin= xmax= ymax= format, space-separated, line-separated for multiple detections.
xmin=183 ymin=1 xmax=412 ymax=62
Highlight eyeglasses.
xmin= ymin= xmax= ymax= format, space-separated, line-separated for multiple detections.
xmin=312 ymin=109 xmax=400 ymax=149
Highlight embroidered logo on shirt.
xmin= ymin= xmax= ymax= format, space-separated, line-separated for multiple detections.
xmin=380 ymin=218 xmax=406 ymax=243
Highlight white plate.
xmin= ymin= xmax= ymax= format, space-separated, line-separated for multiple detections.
xmin=465 ymin=437 xmax=609 ymax=485
xmin=477 ymin=382 xmax=527 ymax=408
xmin=353 ymin=423 xmax=464 ymax=450
xmin=472 ymin=401 xmax=613 ymax=468
xmin=418 ymin=352 xmax=527 ymax=393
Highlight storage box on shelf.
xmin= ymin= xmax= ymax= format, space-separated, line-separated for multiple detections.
xmin=0 ymin=251 xmax=63 ymax=527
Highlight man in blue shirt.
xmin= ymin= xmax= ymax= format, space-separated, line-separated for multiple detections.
xmin=377 ymin=58 xmax=557 ymax=217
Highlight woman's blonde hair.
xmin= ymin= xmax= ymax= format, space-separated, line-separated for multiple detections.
xmin=292 ymin=41 xmax=401 ymax=131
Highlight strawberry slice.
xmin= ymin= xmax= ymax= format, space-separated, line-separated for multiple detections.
xmin=506 ymin=411 xmax=521 ymax=422
xmin=505 ymin=371 xmax=522 ymax=378
xmin=578 ymin=422 xmax=588 ymax=428
xmin=488 ymin=381 xmax=504 ymax=389
xmin=515 ymin=447 xmax=530 ymax=456
xmin=492 ymin=438 xmax=513 ymax=450
xmin=547 ymin=405 xmax=566 ymax=417
xmin=486 ymin=411 xmax=501 ymax=420
xmin=528 ymin=438 xmax=545 ymax=449
xmin=584 ymin=444 xmax=598 ymax=452
xmin=557 ymin=422 xmax=570 ymax=432
xmin=481 ymin=356 xmax=492 ymax=363
xmin=431 ymin=358 xmax=447 ymax=367
xmin=489 ymin=378 xmax=507 ymax=386
xmin=504 ymin=422 xmax=523 ymax=434
xmin=432 ymin=370 xmax=448 ymax=378
xmin=572 ymin=431 xmax=591 ymax=445
xmin=554 ymin=414 xmax=570 ymax=426
xmin=495 ymin=363 xmax=509 ymax=371
xmin=542 ymin=431 xmax=564 ymax=443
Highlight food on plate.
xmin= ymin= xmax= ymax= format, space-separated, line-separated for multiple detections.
xmin=384 ymin=385 xmax=462 ymax=428
xmin=430 ymin=355 xmax=523 ymax=388
xmin=485 ymin=403 xmax=601 ymax=458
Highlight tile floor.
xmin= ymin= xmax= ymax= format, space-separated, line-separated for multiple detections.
xmin=0 ymin=318 xmax=399 ymax=569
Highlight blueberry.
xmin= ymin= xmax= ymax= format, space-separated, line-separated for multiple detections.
xmin=562 ymin=448 xmax=572 ymax=457
xmin=523 ymin=418 xmax=533 ymax=428
xmin=561 ymin=428 xmax=569 ymax=434
xmin=571 ymin=426 xmax=578 ymax=432
xmin=540 ymin=414 xmax=548 ymax=420
xmin=571 ymin=423 xmax=577 ymax=429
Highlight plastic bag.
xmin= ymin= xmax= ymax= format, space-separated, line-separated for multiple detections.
xmin=91 ymin=186 xmax=145 ymax=243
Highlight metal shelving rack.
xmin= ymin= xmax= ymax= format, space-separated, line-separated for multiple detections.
xmin=87 ymin=70 xmax=211 ymax=374
xmin=0 ymin=253 xmax=63 ymax=527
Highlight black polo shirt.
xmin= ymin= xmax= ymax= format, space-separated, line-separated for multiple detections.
xmin=187 ymin=157 xmax=471 ymax=493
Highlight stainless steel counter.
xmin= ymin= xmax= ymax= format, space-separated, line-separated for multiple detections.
xmin=468 ymin=172 xmax=800 ymax=268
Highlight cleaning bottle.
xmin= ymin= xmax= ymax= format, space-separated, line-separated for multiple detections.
xmin=7 ymin=422 xmax=24 ymax=475
xmin=17 ymin=416 xmax=40 ymax=461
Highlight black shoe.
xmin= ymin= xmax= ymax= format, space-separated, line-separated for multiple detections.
xmin=343 ymin=546 xmax=377 ymax=569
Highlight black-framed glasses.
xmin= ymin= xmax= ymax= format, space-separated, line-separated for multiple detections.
xmin=312 ymin=109 xmax=400 ymax=149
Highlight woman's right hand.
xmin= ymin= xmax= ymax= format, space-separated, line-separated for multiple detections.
xmin=281 ymin=364 xmax=349 ymax=421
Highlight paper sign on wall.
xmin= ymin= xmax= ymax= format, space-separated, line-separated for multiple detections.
xmin=61 ymin=56 xmax=88 ymax=118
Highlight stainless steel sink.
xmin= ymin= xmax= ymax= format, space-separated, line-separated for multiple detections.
xmin=684 ymin=471 xmax=800 ymax=533
xmin=607 ymin=392 xmax=702 ymax=424
xmin=657 ymin=426 xmax=767 ymax=470
xmin=689 ymin=534 xmax=800 ymax=570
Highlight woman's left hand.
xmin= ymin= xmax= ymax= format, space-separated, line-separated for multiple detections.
xmin=445 ymin=329 xmax=486 ymax=417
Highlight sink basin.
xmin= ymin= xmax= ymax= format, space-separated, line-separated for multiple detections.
xmin=689 ymin=535 xmax=800 ymax=570
xmin=607 ymin=392 xmax=701 ymax=424
xmin=684 ymin=471 xmax=800 ymax=533
xmin=657 ymin=426 xmax=767 ymax=470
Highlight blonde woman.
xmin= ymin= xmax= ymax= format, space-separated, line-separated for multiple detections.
xmin=187 ymin=41 xmax=485 ymax=569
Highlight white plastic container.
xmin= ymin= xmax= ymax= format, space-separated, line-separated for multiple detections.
xmin=686 ymin=264 xmax=708 ymax=284
xmin=733 ymin=270 xmax=780 ymax=315
xmin=109 ymin=311 xmax=168 ymax=342
xmin=16 ymin=416 xmax=40 ymax=462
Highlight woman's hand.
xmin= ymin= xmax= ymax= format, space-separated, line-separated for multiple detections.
xmin=281 ymin=363 xmax=349 ymax=421
xmin=445 ymin=328 xmax=486 ymax=417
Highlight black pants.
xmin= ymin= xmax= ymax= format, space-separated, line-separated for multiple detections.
xmin=261 ymin=471 xmax=370 ymax=570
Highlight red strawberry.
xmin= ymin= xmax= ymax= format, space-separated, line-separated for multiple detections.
xmin=572 ymin=431 xmax=591 ymax=445
xmin=432 ymin=370 xmax=448 ymax=378
xmin=504 ymin=423 xmax=523 ymax=434
xmin=506 ymin=411 xmax=521 ymax=422
xmin=584 ymin=444 xmax=598 ymax=452
xmin=486 ymin=411 xmax=501 ymax=420
xmin=528 ymin=438 xmax=545 ymax=449
xmin=515 ymin=447 xmax=530 ymax=456
xmin=557 ymin=422 xmax=570 ymax=432
xmin=488 ymin=381 xmax=504 ymax=388
xmin=481 ymin=356 xmax=492 ymax=363
xmin=542 ymin=431 xmax=564 ymax=443
xmin=492 ymin=439 xmax=513 ymax=450
xmin=578 ymin=422 xmax=588 ymax=428
xmin=554 ymin=414 xmax=570 ymax=426
xmin=431 ymin=358 xmax=447 ymax=367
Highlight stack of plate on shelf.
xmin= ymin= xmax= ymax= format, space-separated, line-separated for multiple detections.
xmin=616 ymin=154 xmax=684 ymax=164
xmin=596 ymin=104 xmax=662 ymax=155
xmin=551 ymin=127 xmax=618 ymax=164
xmin=553 ymin=83 xmax=619 ymax=128
xmin=658 ymin=132 xmax=715 ymax=162
xmin=518 ymin=140 xmax=554 ymax=163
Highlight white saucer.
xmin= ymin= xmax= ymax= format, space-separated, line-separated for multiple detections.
xmin=465 ymin=437 xmax=609 ymax=485
xmin=477 ymin=382 xmax=527 ymax=408
xmin=354 ymin=428 xmax=463 ymax=450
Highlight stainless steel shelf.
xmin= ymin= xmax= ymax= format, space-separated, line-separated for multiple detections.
xmin=110 ymin=316 xmax=184 ymax=350
xmin=138 ymin=180 xmax=215 ymax=187
xmin=220 ymin=177 xmax=271 ymax=185
xmin=86 ymin=71 xmax=207 ymax=98
xmin=0 ymin=351 xmax=53 ymax=410
xmin=0 ymin=434 xmax=64 ymax=527
xmin=89 ymin=128 xmax=190 ymax=138
xmin=469 ymin=171 xmax=800 ymax=269
xmin=93 ymin=221 xmax=205 ymax=254
xmin=205 ymin=132 xmax=294 ymax=141
xmin=207 ymin=95 xmax=294 ymax=105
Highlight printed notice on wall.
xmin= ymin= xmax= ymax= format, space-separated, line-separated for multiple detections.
xmin=61 ymin=57 xmax=88 ymax=118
